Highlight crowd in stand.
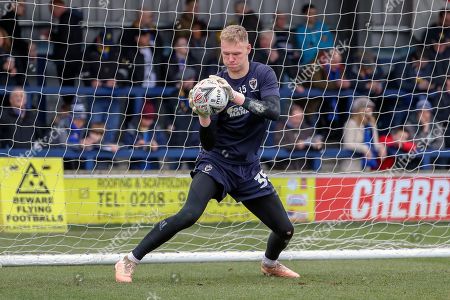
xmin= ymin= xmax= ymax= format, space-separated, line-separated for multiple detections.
xmin=0 ymin=0 xmax=448 ymax=171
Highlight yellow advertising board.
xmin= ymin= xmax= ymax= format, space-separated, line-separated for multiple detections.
xmin=0 ymin=158 xmax=67 ymax=232
xmin=65 ymin=176 xmax=315 ymax=224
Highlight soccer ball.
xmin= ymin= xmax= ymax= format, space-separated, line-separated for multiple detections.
xmin=190 ymin=78 xmax=229 ymax=115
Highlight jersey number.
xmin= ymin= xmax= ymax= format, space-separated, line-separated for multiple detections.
xmin=238 ymin=85 xmax=246 ymax=94
xmin=254 ymin=170 xmax=268 ymax=189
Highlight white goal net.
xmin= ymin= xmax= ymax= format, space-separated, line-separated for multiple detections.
xmin=0 ymin=0 xmax=449 ymax=265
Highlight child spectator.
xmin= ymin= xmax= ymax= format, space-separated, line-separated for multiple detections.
xmin=53 ymin=102 xmax=88 ymax=148
xmin=122 ymin=101 xmax=166 ymax=170
xmin=122 ymin=101 xmax=166 ymax=152
xmin=379 ymin=127 xmax=416 ymax=170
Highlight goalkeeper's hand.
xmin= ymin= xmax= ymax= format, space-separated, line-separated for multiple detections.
xmin=209 ymin=75 xmax=237 ymax=102
xmin=188 ymin=89 xmax=210 ymax=119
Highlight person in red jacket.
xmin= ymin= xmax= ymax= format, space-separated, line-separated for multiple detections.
xmin=379 ymin=127 xmax=416 ymax=170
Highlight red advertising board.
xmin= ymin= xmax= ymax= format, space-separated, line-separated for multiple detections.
xmin=315 ymin=177 xmax=450 ymax=221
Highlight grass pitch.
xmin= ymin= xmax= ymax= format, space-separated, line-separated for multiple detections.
xmin=1 ymin=223 xmax=449 ymax=299
xmin=0 ymin=258 xmax=449 ymax=300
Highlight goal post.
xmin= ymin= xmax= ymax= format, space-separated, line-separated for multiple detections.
xmin=0 ymin=0 xmax=449 ymax=266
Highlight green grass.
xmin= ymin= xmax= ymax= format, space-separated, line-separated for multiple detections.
xmin=0 ymin=259 xmax=449 ymax=299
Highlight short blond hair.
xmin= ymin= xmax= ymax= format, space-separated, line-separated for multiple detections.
xmin=220 ymin=25 xmax=248 ymax=43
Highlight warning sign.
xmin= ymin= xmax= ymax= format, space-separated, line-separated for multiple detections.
xmin=0 ymin=158 xmax=67 ymax=232
xmin=17 ymin=163 xmax=50 ymax=194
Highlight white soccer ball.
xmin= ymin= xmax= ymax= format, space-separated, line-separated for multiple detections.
xmin=190 ymin=78 xmax=229 ymax=115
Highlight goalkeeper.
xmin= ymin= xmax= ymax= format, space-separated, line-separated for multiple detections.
xmin=115 ymin=25 xmax=299 ymax=282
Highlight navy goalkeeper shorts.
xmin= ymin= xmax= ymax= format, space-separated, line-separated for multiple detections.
xmin=190 ymin=153 xmax=275 ymax=202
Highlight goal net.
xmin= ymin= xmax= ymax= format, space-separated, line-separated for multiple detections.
xmin=0 ymin=0 xmax=449 ymax=266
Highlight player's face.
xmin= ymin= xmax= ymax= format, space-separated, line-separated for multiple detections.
xmin=221 ymin=40 xmax=251 ymax=74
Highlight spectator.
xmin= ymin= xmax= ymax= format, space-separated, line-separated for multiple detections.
xmin=166 ymin=68 xmax=200 ymax=148
xmin=405 ymin=99 xmax=445 ymax=151
xmin=435 ymin=78 xmax=450 ymax=127
xmin=379 ymin=127 xmax=416 ymax=170
xmin=122 ymin=101 xmax=166 ymax=170
xmin=118 ymin=8 xmax=164 ymax=82
xmin=340 ymin=97 xmax=386 ymax=172
xmin=48 ymin=0 xmax=84 ymax=106
xmin=122 ymin=101 xmax=165 ymax=151
xmin=81 ymin=125 xmax=112 ymax=152
xmin=392 ymin=48 xmax=435 ymax=94
xmin=422 ymin=8 xmax=450 ymax=47
xmin=175 ymin=0 xmax=207 ymax=40
xmin=0 ymin=27 xmax=18 ymax=86
xmin=273 ymin=12 xmax=299 ymax=80
xmin=302 ymin=49 xmax=351 ymax=130
xmin=234 ymin=0 xmax=262 ymax=48
xmin=53 ymin=102 xmax=88 ymax=148
xmin=0 ymin=87 xmax=41 ymax=149
xmin=164 ymin=36 xmax=199 ymax=86
xmin=82 ymin=29 xmax=122 ymax=88
xmin=428 ymin=34 xmax=450 ymax=92
xmin=0 ymin=1 xmax=27 ymax=85
xmin=274 ymin=103 xmax=323 ymax=170
xmin=274 ymin=12 xmax=297 ymax=60
xmin=162 ymin=68 xmax=199 ymax=169
xmin=347 ymin=50 xmax=385 ymax=97
xmin=82 ymin=29 xmax=125 ymax=148
xmin=120 ymin=28 xmax=160 ymax=88
xmin=119 ymin=8 xmax=156 ymax=47
xmin=440 ymin=79 xmax=450 ymax=149
xmin=160 ymin=67 xmax=197 ymax=129
xmin=295 ymin=4 xmax=335 ymax=65
xmin=189 ymin=20 xmax=214 ymax=79
xmin=24 ymin=42 xmax=39 ymax=86
xmin=253 ymin=30 xmax=292 ymax=82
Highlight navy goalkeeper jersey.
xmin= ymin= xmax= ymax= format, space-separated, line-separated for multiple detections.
xmin=201 ymin=61 xmax=280 ymax=164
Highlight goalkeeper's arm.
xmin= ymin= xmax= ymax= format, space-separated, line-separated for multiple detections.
xmin=233 ymin=93 xmax=280 ymax=121
xmin=199 ymin=117 xmax=217 ymax=151
xmin=208 ymin=75 xmax=280 ymax=121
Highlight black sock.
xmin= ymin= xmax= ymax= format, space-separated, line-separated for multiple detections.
xmin=265 ymin=231 xmax=292 ymax=260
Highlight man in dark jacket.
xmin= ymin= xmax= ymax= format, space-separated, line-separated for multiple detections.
xmin=234 ymin=0 xmax=262 ymax=48
xmin=48 ymin=0 xmax=84 ymax=105
xmin=81 ymin=29 xmax=127 ymax=145
xmin=0 ymin=87 xmax=41 ymax=149
xmin=0 ymin=1 xmax=28 ymax=85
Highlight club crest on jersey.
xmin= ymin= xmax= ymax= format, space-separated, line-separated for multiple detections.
xmin=249 ymin=78 xmax=257 ymax=91
xmin=227 ymin=105 xmax=249 ymax=118
xmin=203 ymin=164 xmax=213 ymax=174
